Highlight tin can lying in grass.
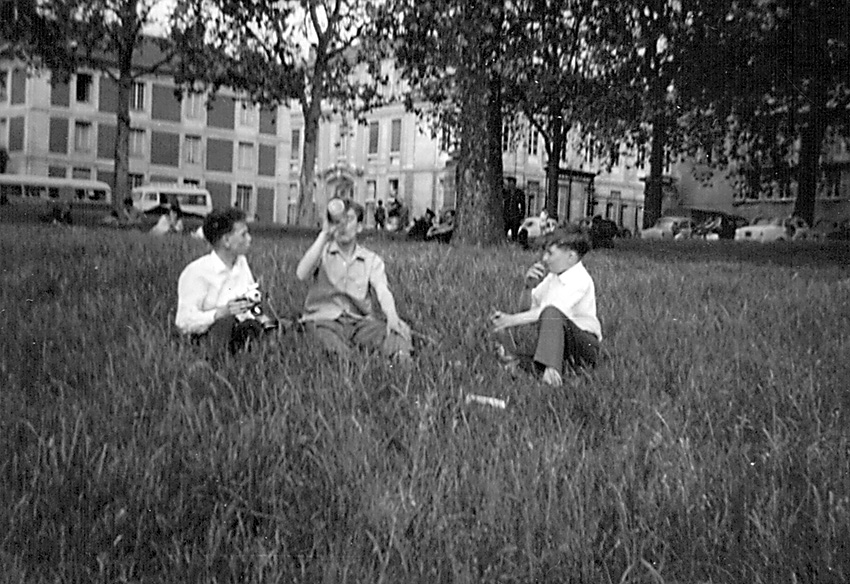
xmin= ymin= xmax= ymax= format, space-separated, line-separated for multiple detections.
xmin=465 ymin=394 xmax=507 ymax=409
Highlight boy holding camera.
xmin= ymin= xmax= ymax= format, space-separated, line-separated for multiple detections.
xmin=296 ymin=198 xmax=412 ymax=363
xmin=490 ymin=228 xmax=602 ymax=387
xmin=175 ymin=207 xmax=275 ymax=355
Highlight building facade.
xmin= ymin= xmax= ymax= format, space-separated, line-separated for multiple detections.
xmin=0 ymin=63 xmax=288 ymax=222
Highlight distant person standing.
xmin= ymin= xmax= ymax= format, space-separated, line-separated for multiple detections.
xmin=374 ymin=200 xmax=387 ymax=230
xmin=503 ymin=178 xmax=526 ymax=241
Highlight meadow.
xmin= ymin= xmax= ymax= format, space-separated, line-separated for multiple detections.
xmin=1 ymin=222 xmax=849 ymax=584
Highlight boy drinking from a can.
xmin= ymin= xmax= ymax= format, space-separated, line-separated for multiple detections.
xmin=490 ymin=228 xmax=602 ymax=386
xmin=296 ymin=198 xmax=413 ymax=363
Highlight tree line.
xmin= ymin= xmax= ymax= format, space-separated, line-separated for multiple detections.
xmin=2 ymin=0 xmax=847 ymax=244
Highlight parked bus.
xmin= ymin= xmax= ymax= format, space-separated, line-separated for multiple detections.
xmin=0 ymin=175 xmax=113 ymax=224
xmin=131 ymin=184 xmax=213 ymax=218
xmin=0 ymin=174 xmax=112 ymax=205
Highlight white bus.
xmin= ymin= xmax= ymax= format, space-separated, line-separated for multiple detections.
xmin=131 ymin=184 xmax=213 ymax=218
xmin=0 ymin=174 xmax=112 ymax=206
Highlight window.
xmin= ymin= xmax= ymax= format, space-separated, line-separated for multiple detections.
xmin=388 ymin=178 xmax=399 ymax=198
xmin=390 ymin=119 xmax=402 ymax=153
xmin=0 ymin=118 xmax=6 ymax=148
xmin=76 ymin=74 xmax=92 ymax=103
xmin=130 ymin=128 xmax=146 ymax=157
xmin=291 ymin=128 xmax=301 ymax=161
xmin=74 ymin=121 xmax=92 ymax=152
xmin=130 ymin=173 xmax=144 ymax=188
xmin=0 ymin=70 xmax=7 ymax=102
xmin=336 ymin=122 xmax=349 ymax=159
xmin=184 ymin=135 xmax=201 ymax=164
xmin=366 ymin=180 xmax=376 ymax=200
xmin=368 ymin=121 xmax=379 ymax=156
xmin=528 ymin=127 xmax=538 ymax=156
xmin=238 ymin=142 xmax=254 ymax=169
xmin=185 ymin=92 xmax=204 ymax=120
xmin=236 ymin=184 xmax=253 ymax=210
xmin=502 ymin=124 xmax=510 ymax=152
xmin=636 ymin=143 xmax=646 ymax=169
xmin=183 ymin=178 xmax=200 ymax=187
xmin=238 ymin=100 xmax=256 ymax=126
xmin=439 ymin=126 xmax=456 ymax=153
xmin=131 ymin=82 xmax=145 ymax=110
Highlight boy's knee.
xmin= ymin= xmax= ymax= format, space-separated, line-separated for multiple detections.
xmin=540 ymin=305 xmax=567 ymax=321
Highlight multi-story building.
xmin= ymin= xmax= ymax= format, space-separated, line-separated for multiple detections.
xmin=1 ymin=56 xmax=648 ymax=229
xmin=5 ymin=54 xmax=848 ymax=230
xmin=0 ymin=62 xmax=288 ymax=222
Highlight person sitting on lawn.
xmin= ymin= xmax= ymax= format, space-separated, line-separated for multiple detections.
xmin=296 ymin=198 xmax=413 ymax=363
xmin=175 ymin=207 xmax=276 ymax=355
xmin=150 ymin=202 xmax=184 ymax=236
xmin=490 ymin=228 xmax=602 ymax=387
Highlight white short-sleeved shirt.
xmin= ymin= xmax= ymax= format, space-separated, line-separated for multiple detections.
xmin=531 ymin=261 xmax=602 ymax=340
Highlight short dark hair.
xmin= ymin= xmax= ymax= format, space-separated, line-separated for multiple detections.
xmin=543 ymin=227 xmax=592 ymax=257
xmin=203 ymin=207 xmax=246 ymax=245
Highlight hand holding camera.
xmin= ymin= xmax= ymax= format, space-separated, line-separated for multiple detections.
xmin=234 ymin=283 xmax=263 ymax=316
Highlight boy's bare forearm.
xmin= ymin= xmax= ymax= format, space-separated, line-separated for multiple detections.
xmin=296 ymin=232 xmax=328 ymax=280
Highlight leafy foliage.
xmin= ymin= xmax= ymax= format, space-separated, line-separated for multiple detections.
xmin=172 ymin=0 xmax=389 ymax=226
xmin=1 ymin=0 xmax=178 ymax=209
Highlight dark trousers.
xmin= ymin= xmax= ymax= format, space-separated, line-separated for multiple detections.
xmin=199 ymin=316 xmax=264 ymax=356
xmin=498 ymin=306 xmax=599 ymax=375
xmin=305 ymin=314 xmax=411 ymax=359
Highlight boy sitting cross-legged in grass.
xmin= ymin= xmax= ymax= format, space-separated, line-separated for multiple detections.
xmin=490 ymin=228 xmax=602 ymax=387
xmin=296 ymin=198 xmax=413 ymax=363
xmin=175 ymin=207 xmax=277 ymax=356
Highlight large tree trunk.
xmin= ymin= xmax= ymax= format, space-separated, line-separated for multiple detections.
xmin=545 ymin=112 xmax=563 ymax=219
xmin=455 ymin=71 xmax=504 ymax=245
xmin=793 ymin=77 xmax=826 ymax=226
xmin=644 ymin=112 xmax=666 ymax=229
xmin=113 ymin=11 xmax=135 ymax=213
xmin=113 ymin=71 xmax=131 ymax=212
xmin=297 ymin=98 xmax=321 ymax=226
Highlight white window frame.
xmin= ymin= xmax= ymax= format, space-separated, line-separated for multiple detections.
xmin=129 ymin=128 xmax=146 ymax=157
xmin=130 ymin=82 xmax=145 ymax=111
xmin=74 ymin=121 xmax=92 ymax=152
xmin=185 ymin=92 xmax=204 ymax=120
xmin=238 ymin=141 xmax=254 ymax=170
xmin=236 ymin=184 xmax=253 ymax=211
xmin=184 ymin=135 xmax=202 ymax=164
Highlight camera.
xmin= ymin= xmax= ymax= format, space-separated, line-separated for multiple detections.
xmin=236 ymin=283 xmax=263 ymax=316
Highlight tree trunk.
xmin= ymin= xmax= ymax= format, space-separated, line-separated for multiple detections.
xmin=455 ymin=71 xmax=504 ymax=245
xmin=113 ymin=72 xmax=132 ymax=212
xmin=297 ymin=98 xmax=321 ymax=226
xmin=644 ymin=112 xmax=666 ymax=229
xmin=793 ymin=78 xmax=826 ymax=226
xmin=545 ymin=113 xmax=563 ymax=220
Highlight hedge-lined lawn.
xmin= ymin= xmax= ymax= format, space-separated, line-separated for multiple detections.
xmin=1 ymin=223 xmax=848 ymax=583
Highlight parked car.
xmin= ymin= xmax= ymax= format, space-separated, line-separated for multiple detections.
xmin=639 ymin=216 xmax=695 ymax=240
xmin=517 ymin=216 xmax=558 ymax=248
xmin=734 ymin=216 xmax=811 ymax=242
xmin=811 ymin=219 xmax=850 ymax=241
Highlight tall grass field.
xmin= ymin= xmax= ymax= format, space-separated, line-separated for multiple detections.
xmin=1 ymin=222 xmax=849 ymax=583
